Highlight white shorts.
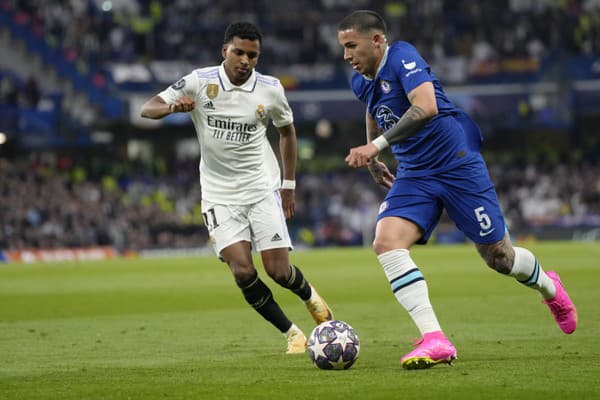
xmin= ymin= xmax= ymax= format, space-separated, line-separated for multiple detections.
xmin=201 ymin=191 xmax=293 ymax=257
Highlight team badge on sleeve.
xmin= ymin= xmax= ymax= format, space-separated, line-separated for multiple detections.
xmin=379 ymin=201 xmax=389 ymax=214
xmin=171 ymin=78 xmax=186 ymax=90
xmin=380 ymin=80 xmax=391 ymax=93
xmin=207 ymin=84 xmax=219 ymax=99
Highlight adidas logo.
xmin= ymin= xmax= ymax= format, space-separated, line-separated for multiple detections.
xmin=203 ymin=101 xmax=215 ymax=110
xmin=271 ymin=233 xmax=282 ymax=242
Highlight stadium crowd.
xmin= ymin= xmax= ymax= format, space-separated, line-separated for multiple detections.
xmin=5 ymin=0 xmax=600 ymax=86
xmin=1 ymin=1 xmax=599 ymax=252
xmin=1 ymin=154 xmax=599 ymax=251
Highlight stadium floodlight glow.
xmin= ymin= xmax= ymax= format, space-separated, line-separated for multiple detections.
xmin=101 ymin=0 xmax=112 ymax=12
xmin=0 ymin=132 xmax=7 ymax=145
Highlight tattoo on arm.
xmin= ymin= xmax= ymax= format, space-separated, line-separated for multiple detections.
xmin=382 ymin=104 xmax=431 ymax=145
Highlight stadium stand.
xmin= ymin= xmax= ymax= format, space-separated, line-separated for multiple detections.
xmin=1 ymin=0 xmax=599 ymax=257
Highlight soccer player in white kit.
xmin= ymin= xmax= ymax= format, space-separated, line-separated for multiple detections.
xmin=140 ymin=22 xmax=333 ymax=354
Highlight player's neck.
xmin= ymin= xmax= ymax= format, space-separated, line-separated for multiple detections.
xmin=366 ymin=47 xmax=387 ymax=79
xmin=225 ymin=70 xmax=251 ymax=86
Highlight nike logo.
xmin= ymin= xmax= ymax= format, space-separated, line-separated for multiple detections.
xmin=479 ymin=228 xmax=496 ymax=237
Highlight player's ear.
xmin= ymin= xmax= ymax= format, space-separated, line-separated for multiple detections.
xmin=373 ymin=33 xmax=386 ymax=46
xmin=221 ymin=43 xmax=229 ymax=59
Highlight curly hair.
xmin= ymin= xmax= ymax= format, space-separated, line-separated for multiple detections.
xmin=223 ymin=22 xmax=263 ymax=44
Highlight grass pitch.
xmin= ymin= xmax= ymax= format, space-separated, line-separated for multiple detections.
xmin=1 ymin=242 xmax=599 ymax=399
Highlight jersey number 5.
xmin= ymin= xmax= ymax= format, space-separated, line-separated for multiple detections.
xmin=474 ymin=206 xmax=492 ymax=230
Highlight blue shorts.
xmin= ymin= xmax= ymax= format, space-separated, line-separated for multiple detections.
xmin=378 ymin=157 xmax=507 ymax=244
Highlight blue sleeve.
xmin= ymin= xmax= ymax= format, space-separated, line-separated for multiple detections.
xmin=390 ymin=42 xmax=432 ymax=94
xmin=350 ymin=73 xmax=366 ymax=102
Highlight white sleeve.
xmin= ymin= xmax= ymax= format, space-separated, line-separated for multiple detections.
xmin=270 ymin=82 xmax=294 ymax=128
xmin=157 ymin=71 xmax=199 ymax=104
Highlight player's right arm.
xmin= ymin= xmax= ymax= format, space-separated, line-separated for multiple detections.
xmin=364 ymin=110 xmax=395 ymax=188
xmin=140 ymin=95 xmax=195 ymax=119
xmin=141 ymin=72 xmax=199 ymax=119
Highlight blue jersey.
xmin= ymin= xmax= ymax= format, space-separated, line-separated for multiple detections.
xmin=350 ymin=41 xmax=483 ymax=177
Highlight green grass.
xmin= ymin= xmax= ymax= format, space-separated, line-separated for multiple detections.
xmin=1 ymin=242 xmax=599 ymax=399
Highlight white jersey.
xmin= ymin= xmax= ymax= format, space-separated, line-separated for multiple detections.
xmin=158 ymin=64 xmax=294 ymax=205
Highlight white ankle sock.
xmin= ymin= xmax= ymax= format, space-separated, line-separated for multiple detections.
xmin=305 ymin=287 xmax=319 ymax=304
xmin=284 ymin=323 xmax=302 ymax=337
xmin=510 ymin=247 xmax=556 ymax=299
xmin=378 ymin=249 xmax=441 ymax=335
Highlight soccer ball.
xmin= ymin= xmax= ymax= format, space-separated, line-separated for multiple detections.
xmin=307 ymin=320 xmax=360 ymax=370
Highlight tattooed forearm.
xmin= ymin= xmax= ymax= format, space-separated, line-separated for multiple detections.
xmin=367 ymin=160 xmax=385 ymax=180
xmin=382 ymin=104 xmax=431 ymax=145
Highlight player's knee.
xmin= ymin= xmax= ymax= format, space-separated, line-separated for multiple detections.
xmin=483 ymin=250 xmax=513 ymax=275
xmin=229 ymin=261 xmax=257 ymax=283
xmin=265 ymin=265 xmax=289 ymax=285
xmin=372 ymin=237 xmax=394 ymax=255
xmin=476 ymin=238 xmax=515 ymax=275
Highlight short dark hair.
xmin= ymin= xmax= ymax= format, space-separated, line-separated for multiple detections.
xmin=223 ymin=22 xmax=263 ymax=44
xmin=338 ymin=10 xmax=387 ymax=34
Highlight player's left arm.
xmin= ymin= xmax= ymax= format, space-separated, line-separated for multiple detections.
xmin=278 ymin=123 xmax=297 ymax=219
xmin=345 ymin=82 xmax=438 ymax=168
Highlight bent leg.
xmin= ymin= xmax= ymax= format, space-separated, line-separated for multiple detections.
xmin=262 ymin=247 xmax=333 ymax=324
xmin=262 ymin=248 xmax=310 ymax=299
xmin=475 ymin=233 xmax=555 ymax=298
xmin=221 ymin=242 xmax=292 ymax=333
xmin=475 ymin=234 xmax=577 ymax=334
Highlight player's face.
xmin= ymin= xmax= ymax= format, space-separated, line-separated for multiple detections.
xmin=338 ymin=28 xmax=384 ymax=78
xmin=222 ymin=37 xmax=260 ymax=86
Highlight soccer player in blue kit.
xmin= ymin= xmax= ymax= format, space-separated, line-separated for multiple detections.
xmin=337 ymin=10 xmax=578 ymax=369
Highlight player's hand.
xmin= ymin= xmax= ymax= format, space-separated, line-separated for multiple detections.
xmin=170 ymin=96 xmax=195 ymax=113
xmin=367 ymin=159 xmax=395 ymax=189
xmin=345 ymin=143 xmax=379 ymax=168
xmin=280 ymin=189 xmax=295 ymax=219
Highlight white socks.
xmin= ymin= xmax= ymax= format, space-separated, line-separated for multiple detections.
xmin=509 ymin=247 xmax=556 ymax=299
xmin=375 ymin=246 xmax=556 ymax=336
xmin=378 ymin=249 xmax=441 ymax=335
xmin=284 ymin=323 xmax=303 ymax=337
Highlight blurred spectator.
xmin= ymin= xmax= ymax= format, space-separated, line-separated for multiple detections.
xmin=0 ymin=71 xmax=42 ymax=108
xmin=21 ymin=75 xmax=40 ymax=108
xmin=0 ymin=75 xmax=19 ymax=106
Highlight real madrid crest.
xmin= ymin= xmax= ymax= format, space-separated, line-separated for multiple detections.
xmin=255 ymin=104 xmax=266 ymax=120
xmin=206 ymin=84 xmax=219 ymax=99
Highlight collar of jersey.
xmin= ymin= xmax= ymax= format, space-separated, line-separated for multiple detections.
xmin=218 ymin=63 xmax=257 ymax=92
xmin=362 ymin=46 xmax=390 ymax=81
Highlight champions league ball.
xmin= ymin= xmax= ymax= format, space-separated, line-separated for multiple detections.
xmin=307 ymin=320 xmax=360 ymax=370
